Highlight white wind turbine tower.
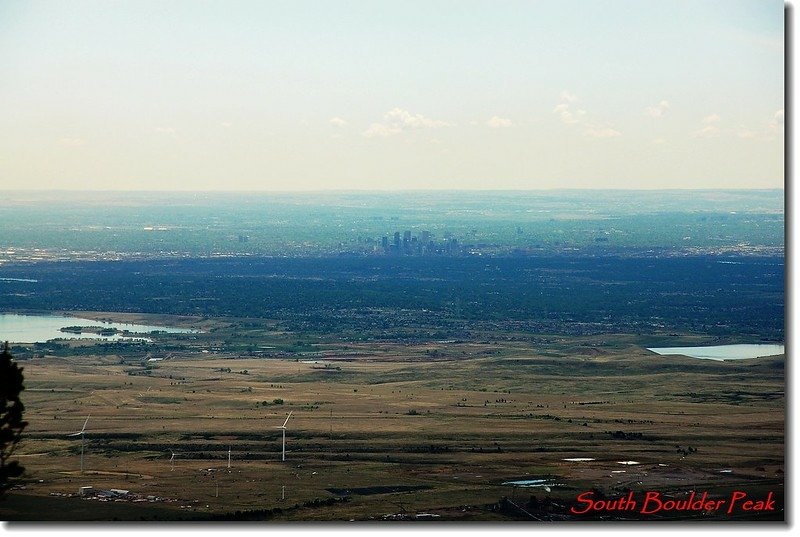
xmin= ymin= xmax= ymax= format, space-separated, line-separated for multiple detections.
xmin=275 ymin=411 xmax=293 ymax=462
xmin=67 ymin=416 xmax=90 ymax=474
xmin=227 ymin=446 xmax=231 ymax=469
xmin=169 ymin=450 xmax=175 ymax=471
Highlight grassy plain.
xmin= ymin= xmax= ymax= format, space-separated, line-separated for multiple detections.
xmin=1 ymin=312 xmax=785 ymax=521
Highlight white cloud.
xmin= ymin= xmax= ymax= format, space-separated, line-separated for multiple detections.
xmin=769 ymin=109 xmax=784 ymax=130
xmin=329 ymin=117 xmax=348 ymax=127
xmin=155 ymin=126 xmax=177 ymax=135
xmin=487 ymin=116 xmax=513 ymax=128
xmin=220 ymin=121 xmax=233 ymax=128
xmin=554 ymin=92 xmax=619 ymax=137
xmin=553 ymin=91 xmax=587 ymax=125
xmin=691 ymin=114 xmax=726 ymax=138
xmin=692 ymin=125 xmax=720 ymax=138
xmin=362 ymin=108 xmax=451 ymax=138
xmin=559 ymin=90 xmax=578 ymax=103
xmin=553 ymin=103 xmax=586 ymax=124
xmin=386 ymin=108 xmax=450 ymax=129
xmin=583 ymin=126 xmax=621 ymax=139
xmin=765 ymin=109 xmax=785 ymax=138
xmin=363 ymin=123 xmax=398 ymax=138
xmin=645 ymin=100 xmax=670 ymax=118
xmin=651 ymin=138 xmax=667 ymax=145
xmin=690 ymin=111 xmax=783 ymax=141
xmin=690 ymin=113 xmax=779 ymax=141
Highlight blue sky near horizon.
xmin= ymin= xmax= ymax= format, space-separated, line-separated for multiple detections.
xmin=0 ymin=0 xmax=785 ymax=191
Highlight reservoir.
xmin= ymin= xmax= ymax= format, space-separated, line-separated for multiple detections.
xmin=0 ymin=313 xmax=198 ymax=343
xmin=647 ymin=344 xmax=784 ymax=361
xmin=501 ymin=479 xmax=559 ymax=488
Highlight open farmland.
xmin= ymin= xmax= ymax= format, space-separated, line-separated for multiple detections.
xmin=1 ymin=313 xmax=784 ymax=521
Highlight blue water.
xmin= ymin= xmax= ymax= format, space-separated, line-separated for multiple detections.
xmin=647 ymin=344 xmax=784 ymax=361
xmin=0 ymin=313 xmax=198 ymax=343
xmin=502 ymin=479 xmax=562 ymax=488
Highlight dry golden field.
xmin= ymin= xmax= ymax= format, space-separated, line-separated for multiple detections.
xmin=0 ymin=313 xmax=785 ymax=521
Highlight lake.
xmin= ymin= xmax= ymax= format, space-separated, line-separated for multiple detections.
xmin=0 ymin=313 xmax=198 ymax=343
xmin=647 ymin=344 xmax=784 ymax=361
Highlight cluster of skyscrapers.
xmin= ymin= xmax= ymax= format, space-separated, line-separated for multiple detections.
xmin=380 ymin=230 xmax=461 ymax=256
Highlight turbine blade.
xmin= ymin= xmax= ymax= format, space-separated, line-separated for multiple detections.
xmin=80 ymin=416 xmax=90 ymax=433
xmin=282 ymin=411 xmax=293 ymax=427
xmin=67 ymin=432 xmax=82 ymax=437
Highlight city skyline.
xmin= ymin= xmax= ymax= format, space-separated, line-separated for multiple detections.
xmin=0 ymin=0 xmax=785 ymax=191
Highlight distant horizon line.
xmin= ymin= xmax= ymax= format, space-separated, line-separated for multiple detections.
xmin=0 ymin=187 xmax=785 ymax=193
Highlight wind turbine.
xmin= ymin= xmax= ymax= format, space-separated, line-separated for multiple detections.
xmin=275 ymin=411 xmax=293 ymax=462
xmin=169 ymin=450 xmax=175 ymax=471
xmin=227 ymin=446 xmax=231 ymax=469
xmin=67 ymin=416 xmax=90 ymax=474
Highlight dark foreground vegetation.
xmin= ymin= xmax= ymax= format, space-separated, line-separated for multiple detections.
xmin=0 ymin=255 xmax=784 ymax=341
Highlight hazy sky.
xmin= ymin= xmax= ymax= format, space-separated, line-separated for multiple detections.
xmin=0 ymin=0 xmax=785 ymax=191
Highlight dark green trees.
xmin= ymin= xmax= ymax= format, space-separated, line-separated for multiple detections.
xmin=0 ymin=342 xmax=27 ymax=496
